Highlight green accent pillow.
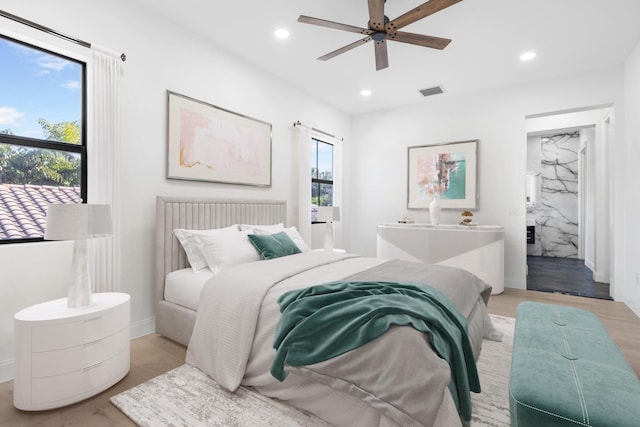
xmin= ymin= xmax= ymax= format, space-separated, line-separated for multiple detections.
xmin=248 ymin=231 xmax=302 ymax=260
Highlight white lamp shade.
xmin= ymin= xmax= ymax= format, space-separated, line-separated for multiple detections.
xmin=316 ymin=206 xmax=341 ymax=223
xmin=45 ymin=204 xmax=112 ymax=240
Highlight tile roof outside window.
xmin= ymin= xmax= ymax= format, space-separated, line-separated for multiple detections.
xmin=0 ymin=184 xmax=81 ymax=240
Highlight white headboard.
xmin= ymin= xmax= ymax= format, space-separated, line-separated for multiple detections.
xmin=155 ymin=196 xmax=287 ymax=306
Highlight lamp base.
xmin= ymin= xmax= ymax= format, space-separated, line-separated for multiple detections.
xmin=323 ymin=222 xmax=334 ymax=252
xmin=67 ymin=239 xmax=92 ymax=308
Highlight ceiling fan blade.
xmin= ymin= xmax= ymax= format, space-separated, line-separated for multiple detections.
xmin=368 ymin=0 xmax=386 ymax=31
xmin=374 ymin=40 xmax=389 ymax=70
xmin=298 ymin=15 xmax=373 ymax=35
xmin=318 ymin=36 xmax=372 ymax=61
xmin=389 ymin=31 xmax=451 ymax=50
xmin=387 ymin=0 xmax=463 ymax=31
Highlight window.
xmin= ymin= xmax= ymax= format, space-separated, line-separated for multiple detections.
xmin=0 ymin=34 xmax=86 ymax=243
xmin=311 ymin=138 xmax=333 ymax=221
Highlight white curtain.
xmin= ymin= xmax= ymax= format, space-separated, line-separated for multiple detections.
xmin=332 ymin=137 xmax=343 ymax=249
xmin=87 ymin=46 xmax=121 ymax=293
xmin=295 ymin=124 xmax=343 ymax=248
xmin=296 ymin=126 xmax=313 ymax=244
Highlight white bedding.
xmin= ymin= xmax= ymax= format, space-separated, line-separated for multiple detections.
xmin=164 ymin=268 xmax=213 ymax=310
xmin=187 ymin=252 xmax=497 ymax=427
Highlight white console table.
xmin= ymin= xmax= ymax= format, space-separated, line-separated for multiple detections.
xmin=377 ymin=223 xmax=505 ymax=294
xmin=13 ymin=292 xmax=130 ymax=410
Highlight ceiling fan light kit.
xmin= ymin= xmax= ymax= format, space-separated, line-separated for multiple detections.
xmin=298 ymin=0 xmax=463 ymax=71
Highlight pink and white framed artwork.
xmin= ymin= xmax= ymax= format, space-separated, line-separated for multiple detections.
xmin=407 ymin=139 xmax=478 ymax=209
xmin=167 ymin=91 xmax=272 ymax=187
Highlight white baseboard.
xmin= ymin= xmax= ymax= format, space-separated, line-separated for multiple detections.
xmin=0 ymin=317 xmax=156 ymax=384
xmin=130 ymin=317 xmax=156 ymax=339
xmin=626 ymin=300 xmax=640 ymax=319
xmin=585 ymin=259 xmax=595 ymax=272
xmin=505 ymin=278 xmax=526 ymax=290
xmin=593 ymin=271 xmax=608 ymax=283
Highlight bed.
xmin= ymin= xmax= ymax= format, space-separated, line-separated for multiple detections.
xmin=155 ymin=196 xmax=499 ymax=427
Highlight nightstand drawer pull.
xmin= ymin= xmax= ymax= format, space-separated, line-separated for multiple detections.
xmin=83 ymin=316 xmax=102 ymax=323
xmin=84 ymin=361 xmax=104 ymax=372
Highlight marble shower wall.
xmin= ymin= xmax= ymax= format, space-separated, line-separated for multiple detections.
xmin=529 ymin=133 xmax=579 ymax=258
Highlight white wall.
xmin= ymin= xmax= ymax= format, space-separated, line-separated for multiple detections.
xmin=623 ymin=40 xmax=640 ymax=316
xmin=0 ymin=0 xmax=350 ymax=381
xmin=347 ymin=68 xmax=625 ymax=294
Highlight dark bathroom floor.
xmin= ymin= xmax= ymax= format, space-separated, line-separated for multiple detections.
xmin=526 ymin=255 xmax=612 ymax=300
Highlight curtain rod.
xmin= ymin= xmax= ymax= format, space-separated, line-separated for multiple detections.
xmin=293 ymin=120 xmax=343 ymax=141
xmin=0 ymin=9 xmax=126 ymax=62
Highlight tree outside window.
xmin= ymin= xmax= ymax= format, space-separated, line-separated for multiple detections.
xmin=0 ymin=34 xmax=86 ymax=243
xmin=311 ymin=138 xmax=334 ymax=213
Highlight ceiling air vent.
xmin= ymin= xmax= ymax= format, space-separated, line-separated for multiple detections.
xmin=419 ymin=86 xmax=444 ymax=97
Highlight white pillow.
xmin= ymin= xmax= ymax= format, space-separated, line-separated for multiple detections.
xmin=239 ymin=223 xmax=285 ymax=233
xmin=174 ymin=225 xmax=239 ymax=272
xmin=194 ymin=230 xmax=260 ymax=275
xmin=252 ymin=226 xmax=311 ymax=252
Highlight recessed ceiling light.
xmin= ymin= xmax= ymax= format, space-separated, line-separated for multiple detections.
xmin=274 ymin=28 xmax=290 ymax=39
xmin=520 ymin=51 xmax=536 ymax=61
xmin=360 ymin=89 xmax=372 ymax=97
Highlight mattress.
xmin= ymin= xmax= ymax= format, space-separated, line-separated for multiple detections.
xmin=164 ymin=268 xmax=213 ymax=310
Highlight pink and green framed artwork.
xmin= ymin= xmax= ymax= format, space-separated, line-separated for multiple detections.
xmin=167 ymin=91 xmax=272 ymax=187
xmin=407 ymin=139 xmax=478 ymax=209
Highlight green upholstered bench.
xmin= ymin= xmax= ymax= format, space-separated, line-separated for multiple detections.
xmin=509 ymin=301 xmax=640 ymax=427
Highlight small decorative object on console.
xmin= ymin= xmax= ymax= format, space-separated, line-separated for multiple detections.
xmin=398 ymin=214 xmax=415 ymax=224
xmin=460 ymin=210 xmax=473 ymax=225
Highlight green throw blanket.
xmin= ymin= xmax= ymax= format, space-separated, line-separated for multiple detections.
xmin=271 ymin=281 xmax=480 ymax=422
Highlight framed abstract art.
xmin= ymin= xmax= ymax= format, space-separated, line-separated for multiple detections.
xmin=407 ymin=139 xmax=478 ymax=209
xmin=167 ymin=91 xmax=272 ymax=187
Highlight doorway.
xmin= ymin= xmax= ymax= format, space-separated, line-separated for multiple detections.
xmin=525 ymin=106 xmax=612 ymax=300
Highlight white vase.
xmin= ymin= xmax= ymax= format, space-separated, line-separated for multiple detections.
xmin=429 ymin=196 xmax=441 ymax=225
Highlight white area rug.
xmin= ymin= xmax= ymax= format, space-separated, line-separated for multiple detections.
xmin=111 ymin=315 xmax=514 ymax=427
xmin=470 ymin=314 xmax=513 ymax=427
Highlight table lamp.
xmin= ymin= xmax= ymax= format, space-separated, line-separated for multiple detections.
xmin=316 ymin=206 xmax=340 ymax=251
xmin=44 ymin=203 xmax=112 ymax=307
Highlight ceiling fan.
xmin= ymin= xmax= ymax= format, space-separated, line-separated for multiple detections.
xmin=298 ymin=0 xmax=462 ymax=71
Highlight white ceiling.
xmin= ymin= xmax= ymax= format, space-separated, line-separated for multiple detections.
xmin=133 ymin=0 xmax=640 ymax=115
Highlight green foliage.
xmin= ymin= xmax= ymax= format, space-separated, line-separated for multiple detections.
xmin=37 ymin=118 xmax=81 ymax=144
xmin=0 ymin=120 xmax=81 ymax=186
xmin=311 ymin=167 xmax=334 ymax=206
xmin=0 ymin=146 xmax=80 ymax=186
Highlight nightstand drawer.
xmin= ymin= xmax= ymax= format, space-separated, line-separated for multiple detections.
xmin=30 ymin=349 xmax=129 ymax=406
xmin=31 ymin=304 xmax=127 ymax=352
xmin=31 ymin=328 xmax=128 ymax=378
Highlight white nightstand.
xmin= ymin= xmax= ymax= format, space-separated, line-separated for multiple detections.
xmin=13 ymin=292 xmax=130 ymax=410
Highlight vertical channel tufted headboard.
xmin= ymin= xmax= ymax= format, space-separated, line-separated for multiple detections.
xmin=155 ymin=196 xmax=287 ymax=344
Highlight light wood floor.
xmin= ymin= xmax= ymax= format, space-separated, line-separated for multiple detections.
xmin=1 ymin=288 xmax=639 ymax=427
